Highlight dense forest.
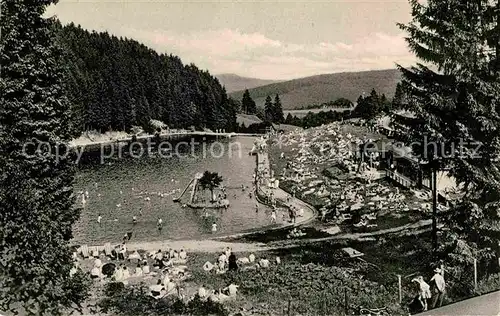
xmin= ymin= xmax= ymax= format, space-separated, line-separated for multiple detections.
xmin=281 ymin=87 xmax=404 ymax=129
xmin=55 ymin=22 xmax=238 ymax=136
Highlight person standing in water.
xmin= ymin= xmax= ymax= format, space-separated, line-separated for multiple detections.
xmin=157 ymin=218 xmax=163 ymax=233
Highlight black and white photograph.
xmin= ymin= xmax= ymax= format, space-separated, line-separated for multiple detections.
xmin=2 ymin=0 xmax=500 ymax=315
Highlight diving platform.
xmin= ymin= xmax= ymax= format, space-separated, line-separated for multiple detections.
xmin=173 ymin=179 xmax=193 ymax=202
xmin=174 ymin=172 xmax=230 ymax=209
xmin=173 ymin=173 xmax=202 ymax=202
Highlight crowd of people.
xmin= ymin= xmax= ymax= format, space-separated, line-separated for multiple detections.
xmin=73 ymin=244 xmax=192 ymax=300
xmin=73 ymin=241 xmax=284 ymax=304
xmin=273 ymin=122 xmax=451 ymax=231
xmin=202 ymin=247 xmax=281 ymax=275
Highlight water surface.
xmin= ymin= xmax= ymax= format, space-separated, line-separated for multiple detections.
xmin=73 ymin=136 xmax=272 ymax=245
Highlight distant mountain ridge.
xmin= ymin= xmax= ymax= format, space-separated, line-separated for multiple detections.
xmin=229 ymin=69 xmax=401 ymax=110
xmin=216 ymin=74 xmax=282 ymax=93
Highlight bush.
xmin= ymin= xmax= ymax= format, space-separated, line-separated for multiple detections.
xmin=104 ymin=282 xmax=126 ymax=297
xmin=477 ymin=273 xmax=500 ymax=294
xmin=98 ymin=284 xmax=229 ymax=316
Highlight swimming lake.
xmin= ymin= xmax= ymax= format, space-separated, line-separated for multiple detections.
xmin=72 ymin=136 xmax=273 ymax=245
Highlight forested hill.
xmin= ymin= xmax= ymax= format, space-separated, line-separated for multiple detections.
xmin=229 ymin=69 xmax=401 ymax=110
xmin=55 ymin=22 xmax=237 ymax=135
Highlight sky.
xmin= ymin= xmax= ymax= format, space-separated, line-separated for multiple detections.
xmin=46 ymin=0 xmax=416 ymax=80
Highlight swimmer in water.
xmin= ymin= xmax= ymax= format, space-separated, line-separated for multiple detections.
xmin=157 ymin=218 xmax=163 ymax=232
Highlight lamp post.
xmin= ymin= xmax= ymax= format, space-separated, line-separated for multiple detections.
xmin=420 ymin=155 xmax=438 ymax=253
xmin=431 ymin=157 xmax=438 ymax=252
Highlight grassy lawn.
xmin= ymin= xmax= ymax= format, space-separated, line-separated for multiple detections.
xmin=185 ymin=247 xmax=406 ymax=315
xmin=86 ymin=229 xmax=500 ymax=315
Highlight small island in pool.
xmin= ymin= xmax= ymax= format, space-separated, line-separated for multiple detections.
xmin=174 ymin=171 xmax=230 ymax=209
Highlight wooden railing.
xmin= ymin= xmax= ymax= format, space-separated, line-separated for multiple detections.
xmin=385 ymin=169 xmax=416 ymax=188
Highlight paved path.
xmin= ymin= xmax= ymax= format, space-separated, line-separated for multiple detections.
xmin=126 ymin=219 xmax=432 ymax=253
xmin=254 ymin=151 xmax=317 ymax=227
xmin=417 ymin=290 xmax=500 ymax=316
xmin=127 ymin=239 xmax=271 ymax=253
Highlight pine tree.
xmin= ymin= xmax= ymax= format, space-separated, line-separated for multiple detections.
xmin=392 ymin=82 xmax=405 ymax=110
xmin=228 ymin=97 xmax=241 ymax=114
xmin=242 ymin=89 xmax=257 ymax=115
xmin=353 ymin=90 xmax=383 ymax=120
xmin=368 ymin=88 xmax=380 ymax=118
xmin=264 ymin=95 xmax=274 ymax=122
xmin=0 ymin=1 xmax=90 ymax=314
xmin=380 ymin=93 xmax=391 ymax=113
xmin=398 ymin=0 xmax=500 ymax=257
xmin=273 ymin=94 xmax=285 ymax=123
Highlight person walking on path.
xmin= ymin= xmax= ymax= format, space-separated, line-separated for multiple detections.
xmin=430 ymin=267 xmax=446 ymax=309
xmin=270 ymin=209 xmax=277 ymax=224
xmin=289 ymin=208 xmax=296 ymax=224
xmin=321 ymin=209 xmax=327 ymax=222
xmin=412 ymin=276 xmax=431 ymax=311
xmin=288 ymin=208 xmax=294 ymax=223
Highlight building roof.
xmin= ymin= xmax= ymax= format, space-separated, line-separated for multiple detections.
xmin=392 ymin=110 xmax=417 ymax=119
xmin=236 ymin=114 xmax=263 ymax=126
